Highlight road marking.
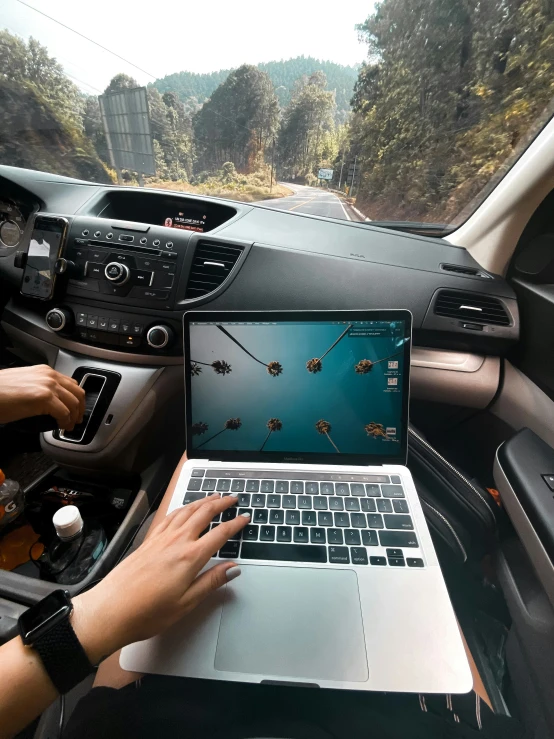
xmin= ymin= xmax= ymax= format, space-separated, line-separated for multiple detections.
xmin=288 ymin=196 xmax=319 ymax=211
xmin=337 ymin=197 xmax=351 ymax=221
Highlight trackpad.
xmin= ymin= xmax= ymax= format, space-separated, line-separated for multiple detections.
xmin=215 ymin=565 xmax=368 ymax=682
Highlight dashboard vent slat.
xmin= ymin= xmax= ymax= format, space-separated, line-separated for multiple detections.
xmin=434 ymin=289 xmax=511 ymax=326
xmin=185 ymin=242 xmax=244 ymax=300
xmin=440 ymin=263 xmax=490 ymax=278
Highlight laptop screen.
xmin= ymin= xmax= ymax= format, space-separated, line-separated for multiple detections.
xmin=184 ymin=311 xmax=411 ymax=466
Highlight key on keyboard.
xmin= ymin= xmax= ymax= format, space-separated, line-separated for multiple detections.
xmin=199 ymin=471 xmax=419 ymax=567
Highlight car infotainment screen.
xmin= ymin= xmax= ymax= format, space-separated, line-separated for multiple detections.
xmin=163 ymin=210 xmax=207 ymax=233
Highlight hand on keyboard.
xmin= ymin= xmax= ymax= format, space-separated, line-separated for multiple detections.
xmin=186 ymin=470 xmax=424 ymax=568
xmin=72 ymin=493 xmax=250 ymax=662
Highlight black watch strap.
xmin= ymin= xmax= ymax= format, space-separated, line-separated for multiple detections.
xmin=34 ymin=618 xmax=94 ymax=694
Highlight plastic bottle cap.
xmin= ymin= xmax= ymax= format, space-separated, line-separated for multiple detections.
xmin=53 ymin=506 xmax=84 ymax=541
xmin=0 ymin=470 xmax=5 ymax=486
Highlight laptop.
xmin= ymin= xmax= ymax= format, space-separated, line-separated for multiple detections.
xmin=121 ymin=310 xmax=472 ymax=694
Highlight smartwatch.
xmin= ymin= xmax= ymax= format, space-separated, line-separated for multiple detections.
xmin=18 ymin=589 xmax=94 ymax=694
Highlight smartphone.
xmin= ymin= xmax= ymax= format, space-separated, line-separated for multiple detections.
xmin=20 ymin=216 xmax=68 ymax=300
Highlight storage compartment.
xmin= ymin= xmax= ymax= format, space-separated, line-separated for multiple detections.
xmin=0 ymin=452 xmax=177 ymax=607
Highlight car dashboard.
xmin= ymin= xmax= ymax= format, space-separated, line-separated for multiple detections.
xmin=0 ymin=164 xmax=519 ymax=472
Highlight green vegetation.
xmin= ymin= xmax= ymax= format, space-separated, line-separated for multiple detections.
xmin=2 ymin=0 xmax=552 ymax=224
xmin=0 ymin=31 xmax=111 ymax=183
xmin=153 ymin=56 xmax=358 ymax=121
xmin=349 ymin=0 xmax=554 ymax=222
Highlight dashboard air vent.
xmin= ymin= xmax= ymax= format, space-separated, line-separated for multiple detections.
xmin=440 ymin=263 xmax=490 ymax=278
xmin=185 ymin=242 xmax=244 ymax=299
xmin=434 ymin=290 xmax=510 ymax=326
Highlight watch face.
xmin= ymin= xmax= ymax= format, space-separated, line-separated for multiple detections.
xmin=19 ymin=590 xmax=72 ymax=645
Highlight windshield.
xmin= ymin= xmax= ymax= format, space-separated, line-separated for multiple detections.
xmin=2 ymin=0 xmax=553 ymax=228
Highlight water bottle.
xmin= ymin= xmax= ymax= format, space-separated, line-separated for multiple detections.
xmin=41 ymin=505 xmax=107 ymax=585
xmin=0 ymin=469 xmax=24 ymax=532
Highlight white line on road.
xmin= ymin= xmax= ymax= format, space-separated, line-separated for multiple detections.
xmin=337 ymin=197 xmax=351 ymax=221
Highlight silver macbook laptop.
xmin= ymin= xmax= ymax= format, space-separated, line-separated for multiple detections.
xmin=121 ymin=310 xmax=472 ymax=694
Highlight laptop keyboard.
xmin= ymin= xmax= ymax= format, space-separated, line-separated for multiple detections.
xmin=184 ymin=470 xmax=424 ymax=568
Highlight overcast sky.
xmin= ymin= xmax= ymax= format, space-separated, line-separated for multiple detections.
xmin=4 ymin=0 xmax=374 ymax=94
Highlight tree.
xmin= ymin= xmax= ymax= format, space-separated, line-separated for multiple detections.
xmin=350 ymin=0 xmax=554 ymax=222
xmin=0 ymin=31 xmax=111 ymax=182
xmin=193 ymin=65 xmax=279 ymax=173
xmin=278 ymin=72 xmax=336 ymax=180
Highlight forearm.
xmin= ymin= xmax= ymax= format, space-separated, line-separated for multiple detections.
xmin=0 ymin=591 xmax=121 ymax=739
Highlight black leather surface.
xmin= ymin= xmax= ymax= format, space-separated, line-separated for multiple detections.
xmin=497 ymin=427 xmax=554 ymax=562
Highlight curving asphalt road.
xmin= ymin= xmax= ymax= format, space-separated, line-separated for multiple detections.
xmin=259 ymin=183 xmax=363 ymax=222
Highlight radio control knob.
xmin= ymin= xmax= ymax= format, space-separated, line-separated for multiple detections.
xmin=46 ymin=307 xmax=73 ymax=332
xmin=105 ymin=261 xmax=130 ymax=285
xmin=146 ymin=325 xmax=174 ymax=350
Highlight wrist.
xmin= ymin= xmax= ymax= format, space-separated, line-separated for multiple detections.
xmin=71 ymin=589 xmax=126 ymax=665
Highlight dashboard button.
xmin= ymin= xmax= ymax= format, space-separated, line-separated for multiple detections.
xmin=86 ymin=262 xmax=104 ymax=278
xmin=128 ymin=287 xmax=170 ymax=301
xmin=100 ymin=282 xmax=131 ymax=297
xmin=161 ymin=251 xmax=178 ymax=259
xmin=140 ymin=237 xmax=147 ymax=245
xmin=98 ymin=317 xmax=109 ymax=330
xmin=132 ymin=269 xmax=153 ymax=285
xmin=120 ymin=321 xmax=131 ymax=334
xmin=94 ymin=230 xmax=101 ymax=238
xmin=87 ymin=315 xmax=98 ymax=328
xmin=106 ymin=232 xmax=113 ymax=239
xmin=77 ymin=328 xmax=88 ymax=340
xmin=131 ymin=324 xmax=143 ymax=336
xmin=135 ymin=257 xmax=158 ymax=270
xmin=120 ymin=335 xmax=141 ymax=347
xmin=159 ymin=262 xmax=174 ymax=272
xmin=75 ymin=238 xmax=88 ymax=245
xmin=68 ymin=278 xmax=100 ymax=292
xmin=152 ymin=272 xmax=174 ymax=289
xmin=73 ymin=248 xmax=88 ymax=260
xmin=165 ymin=241 xmax=173 ymax=248
xmin=108 ymin=318 xmax=120 ymax=333
xmin=152 ymin=239 xmax=161 ymax=246
xmin=89 ymin=249 xmax=108 ymax=262
xmin=119 ymin=234 xmax=134 ymax=242
xmin=81 ymin=230 xmax=89 ymax=237
xmin=107 ymin=253 xmax=136 ymax=268
xmin=76 ymin=313 xmax=87 ymax=326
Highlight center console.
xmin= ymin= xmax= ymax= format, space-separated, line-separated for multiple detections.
xmin=12 ymin=208 xmax=250 ymax=358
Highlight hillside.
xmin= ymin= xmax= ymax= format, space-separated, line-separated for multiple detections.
xmin=153 ymin=56 xmax=359 ymax=118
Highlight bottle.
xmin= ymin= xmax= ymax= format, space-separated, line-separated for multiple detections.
xmin=0 ymin=469 xmax=24 ymax=532
xmin=41 ymin=506 xmax=107 ymax=585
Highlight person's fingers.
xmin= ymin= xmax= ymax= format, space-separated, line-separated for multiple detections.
xmin=55 ymin=374 xmax=86 ymax=421
xmin=55 ymin=385 xmax=82 ymax=427
xmin=196 ymin=511 xmax=250 ymax=559
xmin=155 ymin=494 xmax=221 ymax=536
xmin=45 ymin=394 xmax=74 ymax=429
xmin=182 ymin=494 xmax=239 ymax=539
xmin=180 ymin=562 xmax=241 ymax=612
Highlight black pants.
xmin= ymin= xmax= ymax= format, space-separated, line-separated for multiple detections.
xmin=64 ymin=676 xmax=526 ymax=739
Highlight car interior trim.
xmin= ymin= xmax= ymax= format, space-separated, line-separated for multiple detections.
xmin=494 ymin=452 xmax=554 ymax=610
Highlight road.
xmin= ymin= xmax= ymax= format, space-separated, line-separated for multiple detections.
xmin=260 ymin=183 xmax=363 ymax=221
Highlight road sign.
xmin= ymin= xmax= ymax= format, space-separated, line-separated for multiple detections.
xmin=318 ymin=168 xmax=334 ymax=181
xmin=99 ymin=87 xmax=155 ymax=176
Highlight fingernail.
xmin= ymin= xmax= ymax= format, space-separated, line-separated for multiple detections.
xmin=226 ymin=566 xmax=241 ymax=582
xmin=229 ymin=494 xmax=239 ymax=499
xmin=240 ymin=512 xmax=251 ymax=518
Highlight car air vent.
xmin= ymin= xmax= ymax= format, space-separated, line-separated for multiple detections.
xmin=434 ymin=290 xmax=511 ymax=326
xmin=440 ymin=263 xmax=490 ymax=278
xmin=185 ymin=242 xmax=244 ymax=299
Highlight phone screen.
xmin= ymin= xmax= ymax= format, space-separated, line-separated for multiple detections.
xmin=21 ymin=218 xmax=66 ymax=299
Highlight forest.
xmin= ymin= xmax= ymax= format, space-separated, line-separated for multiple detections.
xmin=0 ymin=0 xmax=552 ymax=221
